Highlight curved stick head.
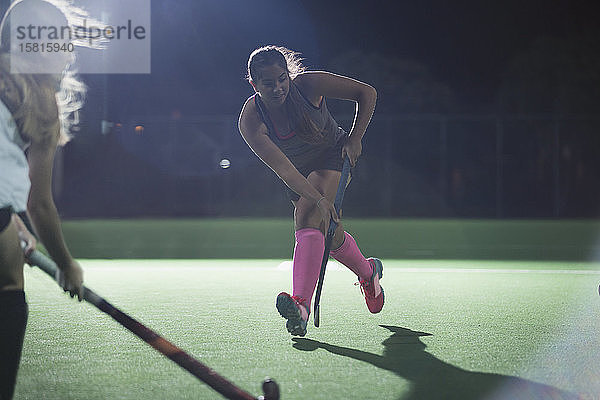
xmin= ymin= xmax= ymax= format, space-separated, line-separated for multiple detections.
xmin=260 ymin=378 xmax=280 ymax=400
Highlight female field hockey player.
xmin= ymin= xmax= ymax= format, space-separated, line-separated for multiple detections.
xmin=0 ymin=0 xmax=100 ymax=397
xmin=238 ymin=46 xmax=383 ymax=337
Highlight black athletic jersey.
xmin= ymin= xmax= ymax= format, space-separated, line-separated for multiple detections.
xmin=253 ymin=82 xmax=346 ymax=169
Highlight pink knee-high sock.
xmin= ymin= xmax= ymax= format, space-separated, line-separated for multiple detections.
xmin=292 ymin=228 xmax=325 ymax=310
xmin=330 ymin=231 xmax=373 ymax=280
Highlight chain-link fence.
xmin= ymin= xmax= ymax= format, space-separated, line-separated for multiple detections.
xmin=55 ymin=114 xmax=600 ymax=218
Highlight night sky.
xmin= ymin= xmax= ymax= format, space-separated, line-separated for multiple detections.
xmin=98 ymin=0 xmax=599 ymax=121
xmin=0 ymin=0 xmax=597 ymax=117
xmin=302 ymin=1 xmax=595 ymax=106
xmin=1 ymin=0 xmax=592 ymax=217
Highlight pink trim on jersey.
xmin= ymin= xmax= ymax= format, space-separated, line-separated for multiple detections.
xmin=274 ymin=128 xmax=296 ymax=140
xmin=253 ymin=94 xmax=296 ymax=140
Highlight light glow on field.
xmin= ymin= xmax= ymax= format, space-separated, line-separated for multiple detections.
xmin=18 ymin=259 xmax=600 ymax=399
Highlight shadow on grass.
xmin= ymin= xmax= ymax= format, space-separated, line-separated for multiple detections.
xmin=292 ymin=325 xmax=578 ymax=400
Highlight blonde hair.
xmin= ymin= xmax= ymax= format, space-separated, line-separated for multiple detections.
xmin=0 ymin=0 xmax=102 ymax=145
xmin=0 ymin=55 xmax=61 ymax=142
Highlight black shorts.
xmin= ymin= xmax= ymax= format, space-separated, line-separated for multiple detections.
xmin=284 ymin=138 xmax=347 ymax=202
xmin=0 ymin=207 xmax=12 ymax=233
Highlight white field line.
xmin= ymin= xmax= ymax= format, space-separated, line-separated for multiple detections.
xmin=64 ymin=260 xmax=600 ymax=275
xmin=274 ymin=261 xmax=600 ymax=275
xmin=394 ymin=268 xmax=600 ymax=275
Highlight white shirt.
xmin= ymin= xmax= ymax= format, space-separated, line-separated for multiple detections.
xmin=0 ymin=100 xmax=30 ymax=212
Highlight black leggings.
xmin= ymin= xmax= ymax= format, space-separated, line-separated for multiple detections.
xmin=0 ymin=291 xmax=28 ymax=400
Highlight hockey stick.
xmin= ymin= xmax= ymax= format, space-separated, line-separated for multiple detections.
xmin=313 ymin=156 xmax=352 ymax=327
xmin=24 ymin=247 xmax=279 ymax=400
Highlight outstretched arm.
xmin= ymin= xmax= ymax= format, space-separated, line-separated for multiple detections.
xmin=26 ymin=130 xmax=83 ymax=300
xmin=294 ymin=71 xmax=377 ymax=166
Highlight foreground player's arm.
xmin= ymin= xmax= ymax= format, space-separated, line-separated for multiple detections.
xmin=294 ymin=72 xmax=377 ymax=166
xmin=238 ymin=98 xmax=338 ymax=222
xmin=26 ymin=126 xmax=83 ymax=299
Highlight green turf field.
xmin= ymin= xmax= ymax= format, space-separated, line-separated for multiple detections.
xmin=16 ymin=259 xmax=600 ymax=399
xmin=61 ymin=218 xmax=600 ymax=260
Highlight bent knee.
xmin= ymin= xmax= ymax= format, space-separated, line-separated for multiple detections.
xmin=294 ymin=199 xmax=322 ymax=230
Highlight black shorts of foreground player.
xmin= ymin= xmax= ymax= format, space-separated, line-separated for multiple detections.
xmin=238 ymin=46 xmax=384 ymax=337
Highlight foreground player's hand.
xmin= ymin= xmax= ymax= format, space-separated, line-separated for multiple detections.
xmin=56 ymin=260 xmax=84 ymax=301
xmin=316 ymin=197 xmax=339 ymax=224
xmin=17 ymin=229 xmax=36 ymax=257
xmin=12 ymin=214 xmax=37 ymax=256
